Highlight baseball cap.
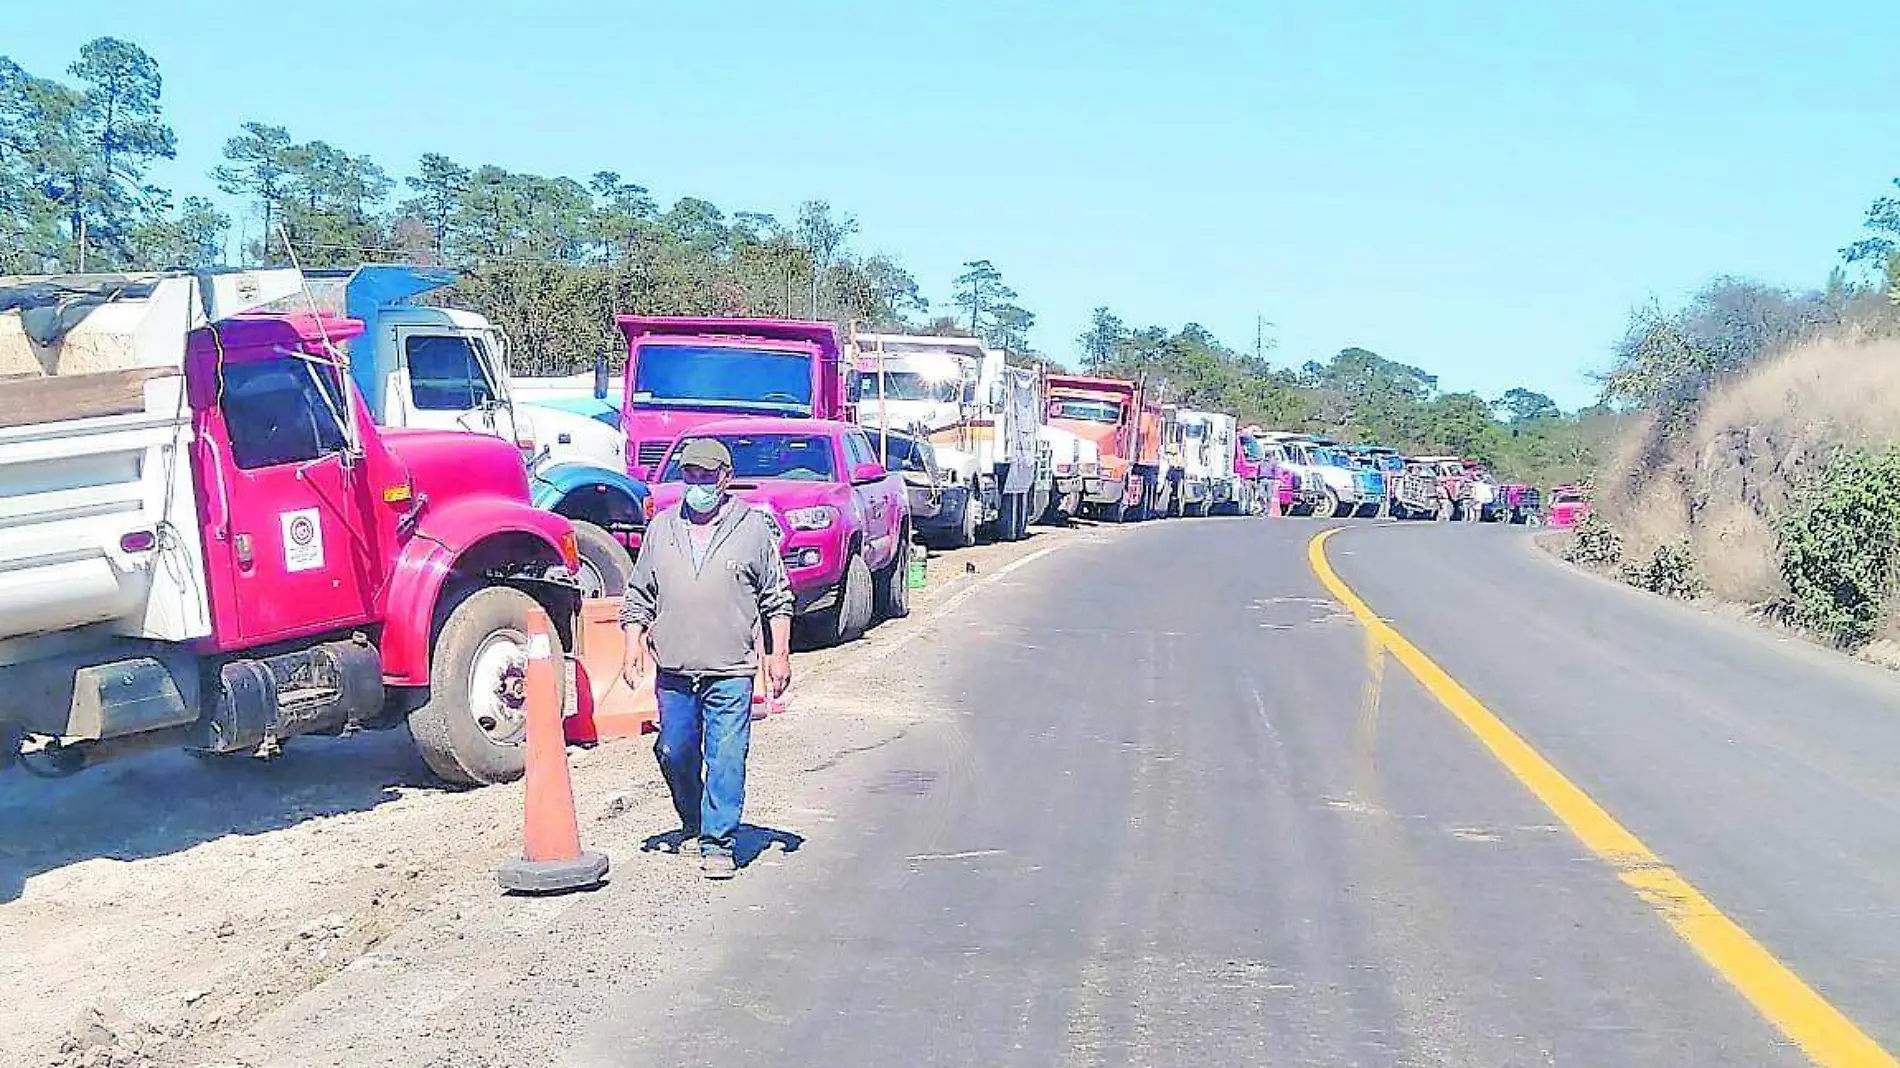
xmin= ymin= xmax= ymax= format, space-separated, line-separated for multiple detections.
xmin=677 ymin=437 xmax=733 ymax=471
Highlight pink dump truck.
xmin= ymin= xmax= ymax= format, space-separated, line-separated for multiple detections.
xmin=646 ymin=418 xmax=911 ymax=646
xmin=0 ymin=271 xmax=581 ymax=783
xmin=617 ymin=317 xmax=850 ymax=483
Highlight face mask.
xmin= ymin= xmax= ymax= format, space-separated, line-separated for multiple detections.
xmin=683 ymin=484 xmax=722 ymax=514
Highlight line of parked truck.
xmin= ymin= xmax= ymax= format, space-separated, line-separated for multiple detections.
xmin=0 ymin=264 xmax=1576 ymax=796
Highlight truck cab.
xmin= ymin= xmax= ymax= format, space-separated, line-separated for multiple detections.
xmin=312 ymin=266 xmax=651 ymax=597
xmin=617 ymin=316 xmax=849 ymax=482
xmin=1045 ymin=374 xmax=1165 ymax=521
xmin=0 ymin=271 xmax=580 ymax=784
xmin=1176 ymin=409 xmax=1240 ymax=517
xmin=849 ymin=331 xmax=1051 ymax=543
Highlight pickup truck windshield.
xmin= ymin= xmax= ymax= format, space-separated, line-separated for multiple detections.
xmin=632 ymin=344 xmax=813 ymax=412
xmin=861 ymin=371 xmax=960 ymax=403
xmin=661 ymin=433 xmax=836 ymax=483
xmin=405 ymin=335 xmax=497 ymax=411
xmin=1049 ymin=399 xmax=1121 ymax=423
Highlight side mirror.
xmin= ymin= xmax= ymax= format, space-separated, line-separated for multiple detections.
xmin=593 ymin=353 xmax=610 ymax=400
xmin=851 ymin=461 xmax=887 ymax=484
xmin=845 ymin=368 xmax=863 ymax=403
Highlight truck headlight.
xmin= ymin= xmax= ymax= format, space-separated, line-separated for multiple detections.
xmin=784 ymin=506 xmax=838 ymax=531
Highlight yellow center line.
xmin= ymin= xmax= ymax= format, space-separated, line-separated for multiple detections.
xmin=1307 ymin=527 xmax=1897 ymax=1068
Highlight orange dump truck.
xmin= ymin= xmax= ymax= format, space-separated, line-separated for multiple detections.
xmin=1044 ymin=374 xmax=1167 ymax=521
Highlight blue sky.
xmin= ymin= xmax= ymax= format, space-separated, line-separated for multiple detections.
xmin=13 ymin=1 xmax=1900 ymax=407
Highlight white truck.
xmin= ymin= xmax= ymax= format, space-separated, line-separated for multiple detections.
xmin=299 ymin=267 xmax=652 ymax=596
xmin=849 ymin=331 xmax=1055 ymax=545
xmin=1176 ymin=409 xmax=1246 ymax=516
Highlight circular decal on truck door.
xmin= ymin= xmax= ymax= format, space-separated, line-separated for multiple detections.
xmin=280 ymin=508 xmax=325 ymax=572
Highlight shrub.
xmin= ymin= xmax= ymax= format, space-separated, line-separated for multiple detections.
xmin=1563 ymin=513 xmax=1623 ymax=568
xmin=1622 ymin=541 xmax=1705 ymax=600
xmin=1777 ymin=447 xmax=1900 ymax=647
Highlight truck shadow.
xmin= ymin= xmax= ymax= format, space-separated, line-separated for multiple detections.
xmin=0 ymin=730 xmax=437 ymax=904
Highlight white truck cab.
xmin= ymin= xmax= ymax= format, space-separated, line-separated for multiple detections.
xmin=1176 ymin=409 xmax=1241 ymax=516
xmin=849 ymin=331 xmax=1053 ymax=544
xmin=303 ymin=266 xmax=652 ymax=595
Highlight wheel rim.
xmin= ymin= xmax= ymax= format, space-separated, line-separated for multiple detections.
xmin=469 ymin=628 xmax=530 ymax=745
xmin=574 ymin=554 xmax=607 ymax=599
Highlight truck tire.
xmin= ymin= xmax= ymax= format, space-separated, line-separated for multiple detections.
xmin=874 ymin=535 xmax=912 ymax=620
xmin=1321 ymin=488 xmax=1346 ymax=519
xmin=570 ymin=520 xmax=633 ymax=599
xmin=408 ymin=586 xmax=563 ymax=787
xmin=952 ymin=492 xmax=979 ymax=548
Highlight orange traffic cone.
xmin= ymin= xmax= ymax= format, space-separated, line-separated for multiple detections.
xmin=498 ymin=604 xmax=610 ymax=895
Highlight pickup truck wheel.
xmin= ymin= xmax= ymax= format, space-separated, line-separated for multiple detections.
xmin=570 ymin=520 xmax=633 ymax=599
xmin=408 ymin=586 xmax=563 ymax=786
xmin=874 ymin=536 xmax=912 ymax=620
xmin=823 ymin=552 xmax=875 ymax=644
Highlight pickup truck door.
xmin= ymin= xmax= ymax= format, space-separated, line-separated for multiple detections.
xmin=199 ymin=355 xmax=382 ymax=646
xmin=844 ymin=429 xmax=898 ymax=564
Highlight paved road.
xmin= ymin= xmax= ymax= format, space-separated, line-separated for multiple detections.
xmin=575 ymin=518 xmax=1900 ymax=1067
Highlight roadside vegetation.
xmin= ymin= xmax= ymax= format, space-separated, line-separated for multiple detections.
xmin=1559 ymin=172 xmax=1900 ymax=653
xmin=5 ymin=37 xmax=1611 ymax=488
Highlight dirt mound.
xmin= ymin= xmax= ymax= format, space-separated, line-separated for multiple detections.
xmin=1597 ymin=334 xmax=1900 ymax=605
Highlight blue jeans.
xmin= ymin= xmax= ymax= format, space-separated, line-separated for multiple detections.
xmin=654 ymin=672 xmax=754 ymax=858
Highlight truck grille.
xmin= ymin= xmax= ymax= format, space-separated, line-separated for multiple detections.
xmin=635 ymin=441 xmax=669 ymax=469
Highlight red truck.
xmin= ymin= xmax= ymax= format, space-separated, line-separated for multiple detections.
xmin=1044 ymin=374 xmax=1166 ymax=521
xmin=647 ymin=417 xmax=911 ymax=645
xmin=0 ymin=272 xmax=580 ymax=785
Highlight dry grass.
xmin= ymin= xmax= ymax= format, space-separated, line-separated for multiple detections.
xmin=1599 ymin=336 xmax=1900 ymax=606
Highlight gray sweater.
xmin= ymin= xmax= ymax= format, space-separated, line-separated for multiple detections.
xmin=618 ymin=501 xmax=794 ymax=677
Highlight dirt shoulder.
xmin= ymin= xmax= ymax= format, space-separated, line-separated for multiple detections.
xmin=0 ymin=522 xmax=1105 ymax=1068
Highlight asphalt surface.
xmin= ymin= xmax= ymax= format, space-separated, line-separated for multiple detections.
xmin=564 ymin=517 xmax=1900 ymax=1067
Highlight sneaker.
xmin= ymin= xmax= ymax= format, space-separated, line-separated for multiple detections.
xmin=700 ymin=853 xmax=737 ymax=880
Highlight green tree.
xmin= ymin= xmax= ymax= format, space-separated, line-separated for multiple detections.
xmin=1495 ymin=387 xmax=1560 ymax=423
xmin=402 ymin=152 xmax=469 ymax=259
xmin=952 ymin=259 xmax=1013 ymax=335
xmin=987 ymin=302 xmax=1036 ymax=355
xmin=212 ymin=122 xmax=294 ymax=260
xmin=63 ymin=37 xmax=175 ymax=267
xmin=1077 ymin=306 xmax=1127 ymax=368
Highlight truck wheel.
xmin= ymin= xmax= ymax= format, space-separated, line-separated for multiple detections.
xmin=408 ymin=586 xmax=563 ymax=787
xmin=952 ymin=493 xmax=979 ymax=548
xmin=874 ymin=536 xmax=912 ymax=620
xmin=570 ymin=520 xmax=633 ymax=599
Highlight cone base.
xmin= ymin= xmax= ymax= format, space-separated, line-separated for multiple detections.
xmin=497 ymin=850 xmax=610 ymax=895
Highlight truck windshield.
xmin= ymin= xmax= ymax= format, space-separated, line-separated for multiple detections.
xmin=660 ymin=434 xmax=836 ymax=483
xmin=222 ymin=357 xmax=351 ymax=470
xmin=632 ymin=344 xmax=814 ymax=412
xmin=1049 ymin=399 xmax=1121 ymax=423
xmin=860 ymin=371 xmax=960 ymax=403
xmin=405 ymin=335 xmax=498 ymax=411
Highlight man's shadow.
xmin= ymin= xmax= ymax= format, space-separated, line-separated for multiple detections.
xmin=640 ymin=823 xmax=805 ymax=868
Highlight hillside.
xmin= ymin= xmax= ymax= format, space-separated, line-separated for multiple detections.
xmin=1591 ymin=330 xmax=1900 ymax=647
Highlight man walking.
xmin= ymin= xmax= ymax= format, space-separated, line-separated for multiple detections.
xmin=621 ymin=438 xmax=793 ymax=879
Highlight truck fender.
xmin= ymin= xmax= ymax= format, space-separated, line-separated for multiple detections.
xmin=531 ymin=463 xmax=652 ymax=526
xmin=378 ymin=499 xmax=577 ymax=687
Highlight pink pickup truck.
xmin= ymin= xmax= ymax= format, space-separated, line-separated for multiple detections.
xmin=647 ymin=417 xmax=910 ymax=646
